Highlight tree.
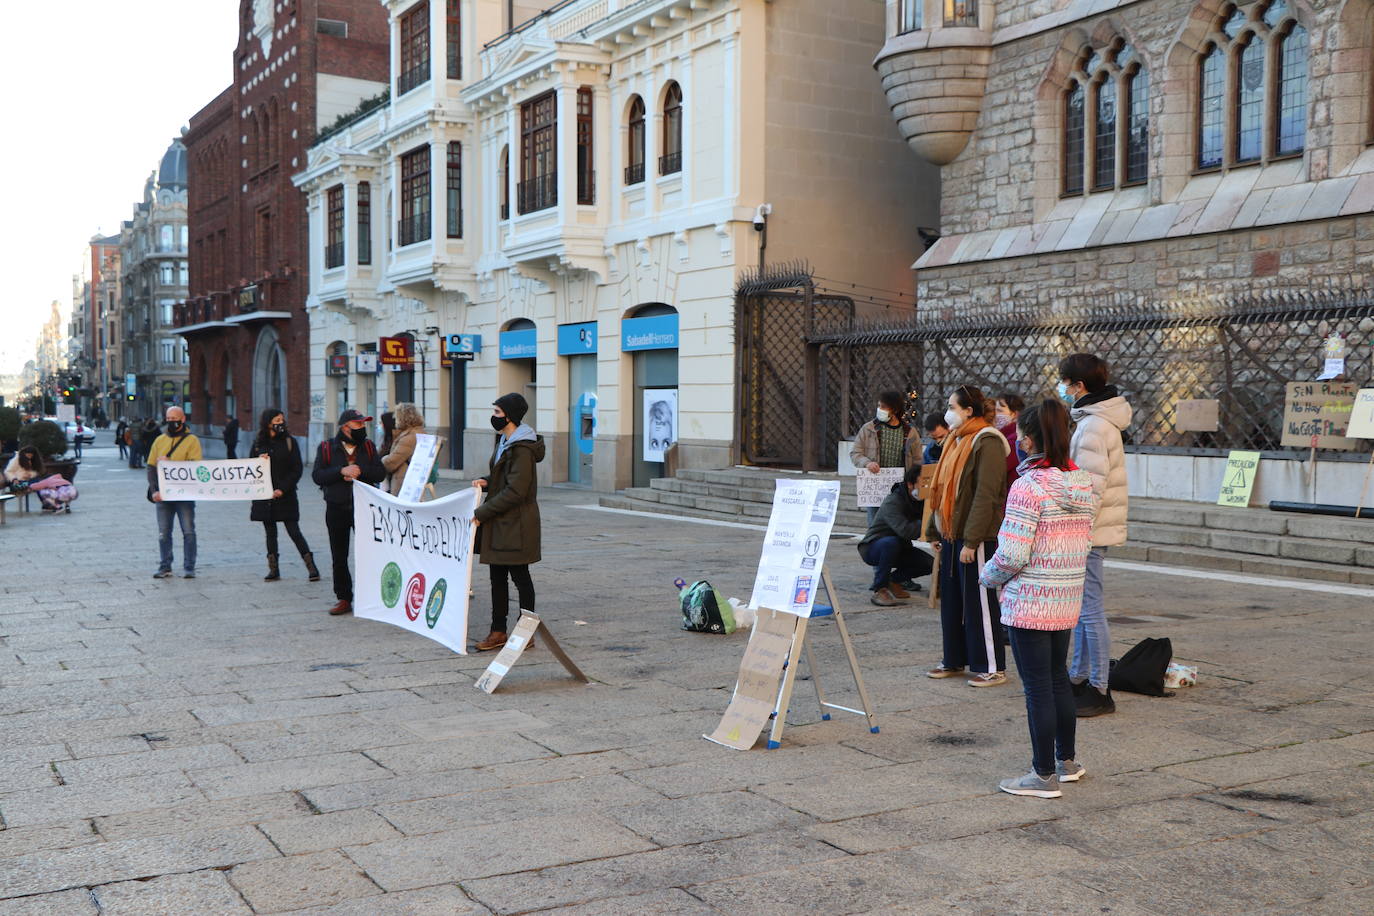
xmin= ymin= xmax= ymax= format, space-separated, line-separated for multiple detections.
xmin=19 ymin=420 xmax=66 ymax=459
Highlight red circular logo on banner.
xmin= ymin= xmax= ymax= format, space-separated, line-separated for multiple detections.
xmin=404 ymin=573 xmax=427 ymax=621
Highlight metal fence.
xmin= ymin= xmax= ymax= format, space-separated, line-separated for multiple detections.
xmin=812 ymin=287 xmax=1374 ymax=466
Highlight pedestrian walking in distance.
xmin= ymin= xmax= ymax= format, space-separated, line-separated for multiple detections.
xmin=979 ymin=399 xmax=1096 ymax=798
xmin=115 ymin=419 xmax=129 ymax=461
xmin=923 ymin=385 xmax=1011 ymax=688
xmin=312 ymin=409 xmax=386 ymax=616
xmin=849 ymin=390 xmax=921 ymax=527
xmin=224 ymin=415 xmax=240 ymax=460
xmin=381 ymin=403 xmax=425 ymax=494
xmin=472 ymin=393 xmax=545 ymax=652
xmin=148 ymin=406 xmax=202 ymax=579
xmin=1059 ymin=353 xmax=1133 ymax=718
xmin=249 ymin=408 xmax=319 ymax=583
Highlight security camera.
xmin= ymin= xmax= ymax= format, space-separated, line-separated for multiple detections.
xmin=753 ymin=203 xmax=772 ymax=232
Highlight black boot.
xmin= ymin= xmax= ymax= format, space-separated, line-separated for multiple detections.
xmin=264 ymin=553 xmax=280 ymax=581
xmin=302 ymin=551 xmax=320 ymax=582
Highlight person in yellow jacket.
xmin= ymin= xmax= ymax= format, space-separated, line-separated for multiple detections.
xmin=147 ymin=406 xmax=203 ymax=579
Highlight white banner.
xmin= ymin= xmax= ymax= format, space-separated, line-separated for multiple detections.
xmin=353 ymin=483 xmax=478 ymax=655
xmin=748 ymin=479 xmax=841 ymax=617
xmin=395 ymin=433 xmax=441 ymax=502
xmin=157 ymin=458 xmax=271 ymax=500
xmin=855 ymin=467 xmax=903 ymax=508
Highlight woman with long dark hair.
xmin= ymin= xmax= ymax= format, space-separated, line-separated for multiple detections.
xmin=980 ymin=399 xmax=1096 ymax=797
xmin=249 ymin=408 xmax=319 ymax=582
xmin=923 ymin=385 xmax=1011 ymax=687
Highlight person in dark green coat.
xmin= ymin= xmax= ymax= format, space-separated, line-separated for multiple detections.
xmin=472 ymin=393 xmax=545 ymax=651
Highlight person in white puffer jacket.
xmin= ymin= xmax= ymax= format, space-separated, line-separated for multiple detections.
xmin=1057 ymin=353 xmax=1133 ymax=718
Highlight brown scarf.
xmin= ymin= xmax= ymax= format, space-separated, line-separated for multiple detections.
xmin=929 ymin=416 xmax=990 ymax=535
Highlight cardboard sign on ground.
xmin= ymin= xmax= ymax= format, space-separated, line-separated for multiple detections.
xmin=475 ymin=612 xmax=588 ymax=694
xmin=705 ymin=608 xmax=799 ymax=750
xmin=1176 ymin=399 xmax=1220 ymax=432
xmin=1281 ymin=381 xmax=1358 ymax=449
xmin=1349 ymin=388 xmax=1374 ymax=439
xmin=1217 ymin=450 xmax=1261 ymax=508
xmin=855 ymin=467 xmax=904 ymax=508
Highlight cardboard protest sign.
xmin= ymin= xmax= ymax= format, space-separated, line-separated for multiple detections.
xmin=1176 ymin=399 xmax=1220 ymax=433
xmin=353 ymin=483 xmax=477 ymax=655
xmin=855 ymin=467 xmax=903 ymax=508
xmin=1217 ymin=450 xmax=1261 ymax=508
xmin=157 ymin=458 xmax=271 ymax=500
xmin=474 ymin=612 xmax=588 ymax=693
xmin=1280 ymin=381 xmax=1358 ymax=450
xmin=394 ymin=433 xmax=441 ymax=502
xmin=1349 ymin=389 xmax=1374 ymax=439
xmin=749 ymin=479 xmax=841 ymax=617
xmin=706 ymin=608 xmax=799 ymax=750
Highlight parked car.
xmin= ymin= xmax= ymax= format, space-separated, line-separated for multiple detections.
xmin=64 ymin=421 xmax=96 ymax=445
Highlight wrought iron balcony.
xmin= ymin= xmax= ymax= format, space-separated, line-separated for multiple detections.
xmin=517 ymin=173 xmax=557 ymax=214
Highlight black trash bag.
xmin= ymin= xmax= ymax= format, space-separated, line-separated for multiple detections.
xmin=1108 ymin=637 xmax=1173 ymax=697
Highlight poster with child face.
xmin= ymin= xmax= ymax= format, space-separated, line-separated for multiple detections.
xmin=643 ymin=389 xmax=678 ymax=463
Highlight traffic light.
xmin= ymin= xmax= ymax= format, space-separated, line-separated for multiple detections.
xmin=62 ymin=385 xmax=74 ymax=398
xmin=126 ymin=394 xmax=136 ymax=402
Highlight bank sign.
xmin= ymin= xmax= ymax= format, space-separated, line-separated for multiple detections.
xmin=499 ymin=328 xmax=537 ymax=359
xmin=621 ymin=314 xmax=679 ymax=352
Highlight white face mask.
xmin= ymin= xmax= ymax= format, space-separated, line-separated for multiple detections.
xmin=1056 ymin=381 xmax=1076 ymax=405
xmin=875 ymin=408 xmax=891 ymax=423
xmin=944 ymin=408 xmax=964 ymax=430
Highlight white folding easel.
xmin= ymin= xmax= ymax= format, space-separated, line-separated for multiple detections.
xmin=766 ymin=565 xmax=878 ymax=749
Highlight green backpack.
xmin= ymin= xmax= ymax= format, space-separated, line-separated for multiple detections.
xmin=679 ymin=580 xmax=736 ymax=634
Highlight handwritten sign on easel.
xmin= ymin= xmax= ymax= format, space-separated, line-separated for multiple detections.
xmin=704 ymin=609 xmax=799 ymax=750
xmin=1280 ymin=381 xmax=1357 ymax=450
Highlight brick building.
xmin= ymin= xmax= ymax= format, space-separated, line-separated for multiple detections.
xmin=177 ymin=0 xmax=388 ymax=450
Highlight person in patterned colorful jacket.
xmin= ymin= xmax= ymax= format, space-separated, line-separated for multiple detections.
xmin=979 ymin=397 xmax=1097 ymax=799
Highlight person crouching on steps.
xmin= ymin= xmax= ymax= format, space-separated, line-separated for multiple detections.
xmin=858 ymin=464 xmax=933 ymax=606
xmin=979 ymin=399 xmax=1096 ymax=798
xmin=923 ymin=385 xmax=1011 ymax=688
xmin=472 ymin=393 xmax=545 ymax=652
xmin=312 ymin=409 xmax=387 ymax=616
xmin=249 ymin=408 xmax=319 ymax=583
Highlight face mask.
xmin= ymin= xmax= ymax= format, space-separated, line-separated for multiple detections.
xmin=908 ymin=486 xmax=920 ymax=501
xmin=490 ymin=415 xmax=508 ymax=432
xmin=875 ymin=408 xmax=890 ymax=423
xmin=1056 ymin=382 xmax=1076 ymax=406
xmin=349 ymin=427 xmax=367 ymax=445
xmin=944 ymin=409 xmax=964 ymax=431
xmin=165 ymin=421 xmax=183 ymax=435
xmin=272 ymin=423 xmax=286 ymax=435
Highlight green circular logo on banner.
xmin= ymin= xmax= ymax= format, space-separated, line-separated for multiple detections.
xmin=424 ymin=578 xmax=448 ymax=629
xmin=380 ymin=562 xmax=402 ymax=608
xmin=196 ymin=466 xmax=212 ymax=482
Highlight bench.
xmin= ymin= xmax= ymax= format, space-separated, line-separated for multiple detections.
xmin=0 ymin=492 xmax=12 ymax=525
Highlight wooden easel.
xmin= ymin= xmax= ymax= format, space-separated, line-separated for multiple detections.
xmin=766 ymin=565 xmax=878 ymax=749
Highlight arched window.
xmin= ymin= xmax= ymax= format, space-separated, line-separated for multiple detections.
xmin=1194 ymin=1 xmax=1306 ymax=170
xmin=626 ymin=96 xmax=646 ymax=185
xmin=660 ymin=82 xmax=683 ymax=175
xmin=1061 ymin=42 xmax=1148 ymax=194
xmin=499 ymin=145 xmax=510 ymax=220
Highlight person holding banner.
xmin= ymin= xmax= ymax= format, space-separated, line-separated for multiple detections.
xmin=923 ymin=385 xmax=1011 ymax=687
xmin=312 ymin=409 xmax=387 ymax=616
xmin=849 ymin=391 xmax=921 ymax=526
xmin=857 ymin=464 xmax=933 ymax=606
xmin=381 ymin=403 xmax=425 ymax=493
xmin=147 ymin=407 xmax=202 ymax=579
xmin=249 ymin=409 xmax=319 ymax=583
xmin=472 ymin=393 xmax=545 ymax=652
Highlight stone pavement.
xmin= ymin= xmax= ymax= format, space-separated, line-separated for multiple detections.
xmin=3 ymin=439 xmax=1374 ymax=914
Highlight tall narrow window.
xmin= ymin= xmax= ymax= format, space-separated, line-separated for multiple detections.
xmin=446 ymin=0 xmax=461 ymax=80
xmin=256 ymin=209 xmax=272 ymax=277
xmin=357 ymin=182 xmax=372 ymax=264
xmin=626 ymin=96 xmax=646 ymax=185
xmin=499 ymin=146 xmax=510 ymax=220
xmin=446 ymin=141 xmax=462 ymax=238
xmin=1064 ymin=83 xmax=1085 ymax=195
xmin=1198 ymin=45 xmax=1225 ymax=169
xmin=1234 ymin=35 xmax=1264 ymax=163
xmin=326 ymin=184 xmax=345 ymax=268
xmin=1124 ymin=68 xmax=1149 ymax=184
xmin=519 ymin=91 xmax=557 ymax=213
xmin=661 ymin=82 xmax=683 ymax=175
xmin=577 ymin=87 xmax=594 ymax=204
xmin=399 ymin=146 xmax=432 ymax=245
xmin=943 ymin=0 xmax=976 ymax=27
xmin=1274 ymin=24 xmax=1306 ymax=156
xmin=1092 ymin=78 xmax=1117 ymax=190
xmin=898 ymin=0 xmax=921 ymax=33
xmin=398 ymin=1 xmax=431 ymax=96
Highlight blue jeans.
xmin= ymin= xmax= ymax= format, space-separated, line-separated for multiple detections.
xmin=1070 ymin=547 xmax=1110 ymax=689
xmin=156 ymin=500 xmax=197 ymax=573
xmin=860 ymin=535 xmax=930 ymax=591
xmin=865 ymin=506 xmax=878 ymax=527
xmin=1008 ymin=625 xmax=1076 ymax=777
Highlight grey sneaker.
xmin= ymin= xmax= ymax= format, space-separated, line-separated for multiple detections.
xmin=1057 ymin=760 xmax=1086 ymax=783
xmin=999 ymin=770 xmax=1062 ymax=798
xmin=182 ymin=571 xmax=196 ymax=579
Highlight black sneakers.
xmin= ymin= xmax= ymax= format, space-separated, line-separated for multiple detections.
xmin=1075 ymin=684 xmax=1116 ymax=717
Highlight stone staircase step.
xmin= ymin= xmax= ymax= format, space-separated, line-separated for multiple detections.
xmin=1119 ymin=543 xmax=1374 ymax=586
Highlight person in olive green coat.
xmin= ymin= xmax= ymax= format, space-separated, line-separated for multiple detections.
xmin=472 ymin=393 xmax=545 ymax=651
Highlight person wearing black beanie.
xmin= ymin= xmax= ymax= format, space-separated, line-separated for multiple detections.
xmin=471 ymin=393 xmax=544 ymax=651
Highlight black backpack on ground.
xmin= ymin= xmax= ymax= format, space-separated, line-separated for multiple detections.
xmin=1109 ymin=637 xmax=1173 ymax=697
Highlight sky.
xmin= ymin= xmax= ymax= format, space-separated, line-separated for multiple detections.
xmin=0 ymin=1 xmax=240 ymax=375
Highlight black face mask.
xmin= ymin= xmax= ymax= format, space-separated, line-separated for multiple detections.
xmin=165 ymin=421 xmax=184 ymax=435
xmin=272 ymin=423 xmax=286 ymax=436
xmin=349 ymin=427 xmax=368 ymax=445
xmin=490 ymin=415 xmax=508 ymax=432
